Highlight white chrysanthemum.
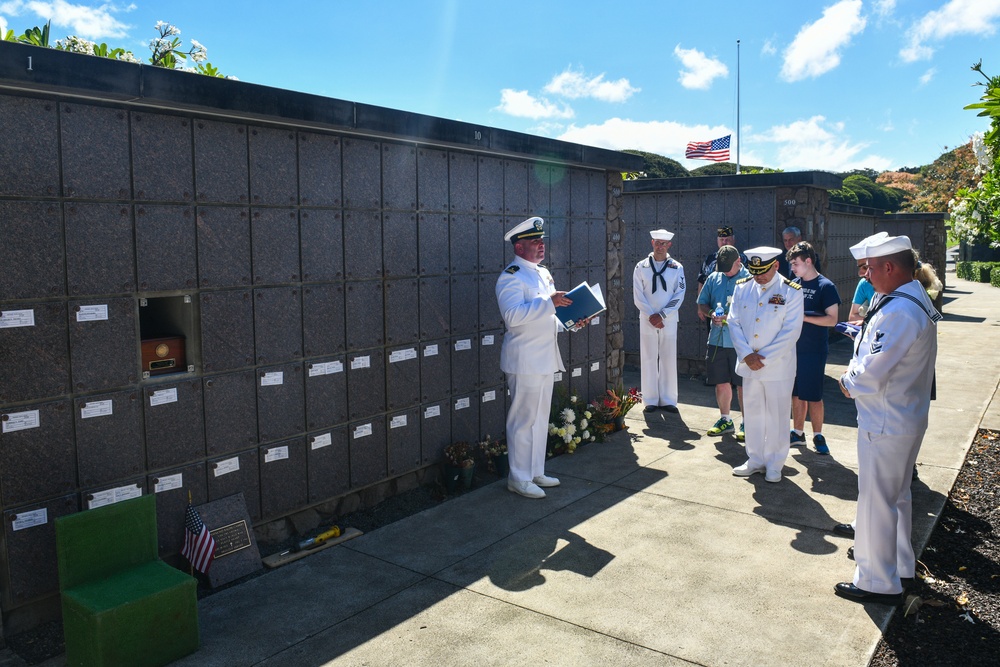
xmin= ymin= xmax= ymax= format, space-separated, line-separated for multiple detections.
xmin=584 ymin=410 xmax=592 ymax=419
xmin=561 ymin=408 xmax=575 ymax=424
xmin=563 ymin=433 xmax=573 ymax=443
xmin=580 ymin=419 xmax=588 ymax=430
xmin=564 ymin=423 xmax=576 ymax=437
xmin=582 ymin=430 xmax=590 ymax=440
xmin=570 ymin=395 xmax=577 ymax=403
xmin=558 ymin=428 xmax=566 ymax=437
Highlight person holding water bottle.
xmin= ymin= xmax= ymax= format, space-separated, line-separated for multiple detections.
xmin=697 ymin=246 xmax=750 ymax=441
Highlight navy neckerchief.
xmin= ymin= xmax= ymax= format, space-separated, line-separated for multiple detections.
xmin=649 ymin=254 xmax=669 ymax=293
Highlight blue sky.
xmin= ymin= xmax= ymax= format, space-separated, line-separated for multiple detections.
xmin=2 ymin=0 xmax=998 ymax=173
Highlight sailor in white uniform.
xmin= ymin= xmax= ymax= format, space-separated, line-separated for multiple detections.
xmin=496 ymin=217 xmax=575 ymax=499
xmin=633 ymin=229 xmax=686 ymax=412
xmin=727 ymin=247 xmax=804 ymax=483
xmin=835 ymin=234 xmax=940 ymax=604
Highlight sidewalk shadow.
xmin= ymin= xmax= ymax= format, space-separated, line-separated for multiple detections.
xmin=640 ymin=412 xmax=702 ymax=451
xmin=486 ymin=529 xmax=615 ymax=592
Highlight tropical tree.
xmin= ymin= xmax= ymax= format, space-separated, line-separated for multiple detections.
xmin=948 ymin=61 xmax=1000 ymax=244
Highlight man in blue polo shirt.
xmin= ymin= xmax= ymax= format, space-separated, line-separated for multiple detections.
xmin=697 ymin=246 xmax=750 ymax=441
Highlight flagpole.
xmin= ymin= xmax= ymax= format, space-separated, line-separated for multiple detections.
xmin=736 ymin=39 xmax=741 ymax=175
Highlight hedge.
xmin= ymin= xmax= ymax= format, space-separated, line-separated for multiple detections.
xmin=957 ymin=261 xmax=1000 ymax=283
xmin=992 ymin=266 xmax=1000 ymax=288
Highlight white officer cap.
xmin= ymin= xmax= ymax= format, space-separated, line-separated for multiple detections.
xmin=649 ymin=229 xmax=674 ymax=241
xmin=743 ymin=246 xmax=782 ymax=275
xmin=504 ymin=216 xmax=545 ymax=243
xmin=866 ymin=234 xmax=912 ymax=258
xmin=849 ymin=232 xmax=889 ymax=260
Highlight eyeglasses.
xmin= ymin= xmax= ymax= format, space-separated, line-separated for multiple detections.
xmin=856 ymin=263 xmax=869 ymax=274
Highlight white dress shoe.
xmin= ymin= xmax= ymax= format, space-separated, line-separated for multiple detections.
xmin=764 ymin=470 xmax=782 ymax=483
xmin=732 ymin=461 xmax=765 ymax=477
xmin=507 ymin=480 xmax=546 ymax=499
xmin=532 ymin=475 xmax=560 ymax=487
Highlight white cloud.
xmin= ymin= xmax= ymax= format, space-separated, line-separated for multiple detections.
xmin=761 ymin=39 xmax=777 ymax=57
xmin=919 ymin=68 xmax=935 ymax=86
xmin=900 ymin=0 xmax=1000 ymax=63
xmin=495 ymin=89 xmax=574 ymax=120
xmin=543 ymin=69 xmax=639 ymax=102
xmin=0 ymin=15 xmax=7 ymax=35
xmin=16 ymin=0 xmax=130 ymax=39
xmin=555 ymin=117 xmax=730 ymax=160
xmin=673 ymin=45 xmax=728 ymax=90
xmin=780 ymin=0 xmax=866 ymax=82
xmin=873 ymin=0 xmax=896 ymax=19
xmin=752 ymin=115 xmax=891 ymax=171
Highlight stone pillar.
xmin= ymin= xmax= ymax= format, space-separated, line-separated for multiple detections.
xmin=606 ymin=173 xmax=625 ymax=387
xmin=775 ymin=186 xmax=830 ymax=264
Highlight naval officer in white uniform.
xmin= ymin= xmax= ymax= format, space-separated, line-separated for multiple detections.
xmin=633 ymin=229 xmax=686 ymax=412
xmin=835 ymin=234 xmax=940 ymax=604
xmin=496 ymin=217 xmax=574 ymax=499
xmin=727 ymin=247 xmax=804 ymax=483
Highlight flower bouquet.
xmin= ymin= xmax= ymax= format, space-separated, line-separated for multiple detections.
xmin=477 ymin=434 xmax=508 ymax=476
xmin=441 ymin=441 xmax=476 ymax=493
xmin=547 ymin=390 xmax=597 ymax=456
xmin=592 ymin=384 xmax=642 ymax=432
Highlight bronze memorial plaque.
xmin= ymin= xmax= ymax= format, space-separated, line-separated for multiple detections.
xmin=196 ymin=492 xmax=262 ymax=587
xmin=210 ymin=519 xmax=252 ymax=558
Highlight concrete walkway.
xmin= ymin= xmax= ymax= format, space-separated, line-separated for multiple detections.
xmin=29 ymin=274 xmax=1000 ymax=666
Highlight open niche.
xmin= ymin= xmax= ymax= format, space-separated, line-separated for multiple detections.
xmin=138 ymin=295 xmax=198 ymax=379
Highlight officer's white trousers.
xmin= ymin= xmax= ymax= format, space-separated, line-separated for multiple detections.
xmin=742 ymin=375 xmax=793 ymax=474
xmin=505 ymin=373 xmax=554 ymax=483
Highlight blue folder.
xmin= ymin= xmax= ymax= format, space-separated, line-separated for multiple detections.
xmin=554 ymin=282 xmax=606 ymax=330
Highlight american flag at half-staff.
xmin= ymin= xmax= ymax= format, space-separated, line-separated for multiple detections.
xmin=685 ymin=134 xmax=731 ymax=162
xmin=182 ymin=504 xmax=216 ymax=574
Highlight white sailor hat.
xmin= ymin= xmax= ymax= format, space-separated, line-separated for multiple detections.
xmin=865 ymin=234 xmax=912 ymax=258
xmin=849 ymin=232 xmax=888 ymax=260
xmin=504 ymin=216 xmax=545 ymax=243
xmin=650 ymin=229 xmax=674 ymax=241
xmin=743 ymin=246 xmax=782 ymax=275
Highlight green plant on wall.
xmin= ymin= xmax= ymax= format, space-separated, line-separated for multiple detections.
xmin=4 ymin=19 xmax=229 ymax=78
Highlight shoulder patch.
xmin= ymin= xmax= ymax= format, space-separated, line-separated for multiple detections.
xmin=666 ymin=259 xmax=680 ymax=269
xmin=504 ymin=265 xmax=519 ymax=275
xmin=736 ymin=276 xmax=753 ymax=285
xmin=783 ymin=277 xmax=802 ymax=290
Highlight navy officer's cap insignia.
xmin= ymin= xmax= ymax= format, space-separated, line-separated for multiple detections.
xmin=533 ymin=219 xmax=543 ymax=232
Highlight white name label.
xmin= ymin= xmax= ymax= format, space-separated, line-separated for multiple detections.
xmin=424 ymin=344 xmax=439 ymax=357
xmin=260 ymin=372 xmax=284 ymax=386
xmin=89 ymin=484 xmax=142 ymax=509
xmin=353 ymin=423 xmax=373 ymax=439
xmin=0 ymin=309 xmax=34 ymax=328
xmin=311 ymin=433 xmax=333 ymax=449
xmin=12 ymin=508 xmax=47 ymax=531
xmin=154 ymin=473 xmax=183 ymax=493
xmin=591 ymin=361 xmax=601 ymax=372
xmin=149 ymin=388 xmax=178 ymax=406
xmin=214 ymin=457 xmax=240 ymax=477
xmin=76 ymin=304 xmax=109 ymax=322
xmin=592 ymin=316 xmax=600 ymax=325
xmin=390 ymin=415 xmax=408 ymax=429
xmin=2 ymin=410 xmax=40 ymax=433
xmin=424 ymin=405 xmax=441 ymax=418
xmin=81 ymin=400 xmax=113 ymax=419
xmin=389 ymin=348 xmax=417 ymax=363
xmin=572 ymin=367 xmax=582 ymax=377
xmin=454 ymin=339 xmax=471 ymax=351
xmin=482 ymin=390 xmax=496 ymax=402
xmin=554 ymin=372 xmax=563 ymax=381
xmin=308 ymin=361 xmax=343 ymax=377
xmin=351 ymin=355 xmax=371 ymax=370
xmin=481 ymin=335 xmax=494 ymax=345
xmin=264 ymin=446 xmax=289 ymax=463
xmin=455 ymin=397 xmax=470 ymax=410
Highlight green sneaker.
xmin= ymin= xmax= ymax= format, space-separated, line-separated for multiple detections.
xmin=735 ymin=422 xmax=745 ymax=442
xmin=707 ymin=416 xmax=735 ymax=436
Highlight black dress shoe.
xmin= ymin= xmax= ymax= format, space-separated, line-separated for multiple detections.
xmin=901 ymin=577 xmax=914 ymax=590
xmin=834 ymin=582 xmax=902 ymax=605
xmin=832 ymin=523 xmax=855 ymax=537
xmin=643 ymin=405 xmax=658 ymax=413
xmin=847 ymin=546 xmax=854 ymax=560
xmin=662 ymin=405 xmax=679 ymax=413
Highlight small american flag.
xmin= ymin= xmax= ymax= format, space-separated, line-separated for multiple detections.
xmin=685 ymin=135 xmax=731 ymax=162
xmin=181 ymin=504 xmax=216 ymax=574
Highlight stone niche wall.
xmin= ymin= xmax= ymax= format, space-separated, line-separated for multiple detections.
xmin=0 ymin=44 xmax=640 ymax=635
